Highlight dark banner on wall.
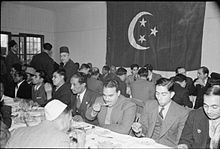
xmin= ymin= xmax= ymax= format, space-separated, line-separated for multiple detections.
xmin=106 ymin=2 xmax=206 ymax=71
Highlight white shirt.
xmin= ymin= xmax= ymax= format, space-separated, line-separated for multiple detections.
xmin=77 ymin=89 xmax=86 ymax=103
xmin=158 ymin=101 xmax=172 ymax=120
xmin=209 ymin=119 xmax=220 ymax=138
xmin=15 ymin=80 xmax=24 ymax=97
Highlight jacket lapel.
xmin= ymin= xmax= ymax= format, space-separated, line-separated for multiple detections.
xmin=148 ymin=104 xmax=159 ymax=137
xmin=160 ymin=101 xmax=177 ymax=138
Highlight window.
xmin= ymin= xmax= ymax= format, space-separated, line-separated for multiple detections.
xmin=0 ymin=31 xmax=11 ymax=57
xmin=11 ymin=33 xmax=44 ymax=64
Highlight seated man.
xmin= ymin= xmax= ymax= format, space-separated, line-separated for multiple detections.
xmin=172 ymin=74 xmax=193 ymax=108
xmin=31 ymin=70 xmax=47 ymax=107
xmin=132 ymin=78 xmax=189 ymax=147
xmin=70 ymin=72 xmax=100 ymax=125
xmin=6 ymin=100 xmax=85 ymax=148
xmin=178 ymin=85 xmax=220 ymax=149
xmin=86 ymin=79 xmax=136 ymax=135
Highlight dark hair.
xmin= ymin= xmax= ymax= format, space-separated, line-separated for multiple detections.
xmin=175 ymin=66 xmax=185 ymax=74
xmin=91 ymin=67 xmax=100 ymax=76
xmin=103 ymin=79 xmax=120 ymax=92
xmin=43 ymin=43 xmax=52 ymax=51
xmin=205 ymin=85 xmax=220 ymax=96
xmin=200 ymin=66 xmax=209 ymax=76
xmin=174 ymin=74 xmax=187 ymax=83
xmin=144 ymin=64 xmax=153 ymax=71
xmin=156 ymin=78 xmax=174 ymax=92
xmin=71 ymin=71 xmax=88 ymax=85
xmin=103 ymin=65 xmax=110 ymax=72
xmin=53 ymin=68 xmax=66 ymax=82
xmin=130 ymin=64 xmax=139 ymax=70
xmin=138 ymin=67 xmax=148 ymax=78
xmin=80 ymin=63 xmax=90 ymax=70
xmin=8 ymin=40 xmax=17 ymax=48
xmin=11 ymin=63 xmax=22 ymax=72
xmin=116 ymin=67 xmax=127 ymax=76
xmin=15 ymin=71 xmax=27 ymax=80
xmin=36 ymin=70 xmax=46 ymax=82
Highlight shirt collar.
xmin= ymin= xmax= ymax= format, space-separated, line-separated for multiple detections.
xmin=17 ymin=80 xmax=25 ymax=88
xmin=78 ymin=88 xmax=87 ymax=101
xmin=158 ymin=100 xmax=172 ymax=119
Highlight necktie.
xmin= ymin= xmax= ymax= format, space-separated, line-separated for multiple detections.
xmin=159 ymin=106 xmax=165 ymax=119
xmin=76 ymin=94 xmax=81 ymax=109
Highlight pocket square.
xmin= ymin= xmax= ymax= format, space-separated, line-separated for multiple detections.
xmin=197 ymin=129 xmax=201 ymax=134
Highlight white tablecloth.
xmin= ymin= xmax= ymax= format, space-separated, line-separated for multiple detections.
xmin=71 ymin=122 xmax=171 ymax=148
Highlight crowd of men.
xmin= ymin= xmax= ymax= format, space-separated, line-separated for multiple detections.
xmin=0 ymin=40 xmax=220 ymax=148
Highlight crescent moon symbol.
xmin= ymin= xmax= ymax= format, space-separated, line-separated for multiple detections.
xmin=128 ymin=11 xmax=153 ymax=50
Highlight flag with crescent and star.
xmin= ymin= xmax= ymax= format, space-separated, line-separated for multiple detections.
xmin=106 ymin=2 xmax=206 ymax=71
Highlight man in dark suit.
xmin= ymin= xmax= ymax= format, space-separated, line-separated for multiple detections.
xmin=59 ymin=46 xmax=78 ymax=83
xmin=30 ymin=43 xmax=55 ymax=83
xmin=172 ymin=74 xmax=193 ymax=108
xmin=70 ymin=72 xmax=100 ymax=125
xmin=192 ymin=66 xmax=211 ymax=109
xmin=178 ymin=85 xmax=220 ymax=149
xmin=5 ymin=40 xmax=22 ymax=74
xmin=14 ymin=71 xmax=32 ymax=100
xmin=132 ymin=78 xmax=189 ymax=147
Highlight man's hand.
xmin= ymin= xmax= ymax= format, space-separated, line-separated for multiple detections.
xmin=131 ymin=122 xmax=142 ymax=134
xmin=92 ymin=102 xmax=101 ymax=112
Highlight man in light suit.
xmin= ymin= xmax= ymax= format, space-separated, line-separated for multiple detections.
xmin=86 ymin=79 xmax=136 ymax=134
xmin=144 ymin=64 xmax=162 ymax=84
xmin=70 ymin=72 xmax=100 ymax=125
xmin=130 ymin=67 xmax=155 ymax=103
xmin=87 ymin=67 xmax=103 ymax=94
xmin=31 ymin=69 xmax=47 ymax=107
xmin=132 ymin=78 xmax=189 ymax=147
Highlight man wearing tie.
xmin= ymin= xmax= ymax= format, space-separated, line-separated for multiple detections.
xmin=132 ymin=78 xmax=189 ymax=147
xmin=70 ymin=72 xmax=100 ymax=125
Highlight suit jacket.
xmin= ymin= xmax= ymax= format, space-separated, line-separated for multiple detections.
xmin=50 ymin=82 xmax=73 ymax=107
xmin=179 ymin=108 xmax=213 ymax=148
xmin=32 ymin=84 xmax=47 ymax=107
xmin=60 ymin=59 xmax=78 ymax=83
xmin=6 ymin=120 xmax=70 ymax=148
xmin=30 ymin=52 xmax=54 ymax=82
xmin=86 ymin=95 xmax=137 ymax=134
xmin=87 ymin=77 xmax=103 ymax=94
xmin=16 ymin=81 xmax=32 ymax=100
xmin=72 ymin=89 xmax=100 ymax=125
xmin=151 ymin=72 xmax=162 ymax=84
xmin=173 ymin=83 xmax=193 ymax=108
xmin=5 ymin=50 xmax=21 ymax=73
xmin=130 ymin=78 xmax=155 ymax=103
xmin=185 ymin=76 xmax=195 ymax=95
xmin=140 ymin=100 xmax=189 ymax=147
xmin=192 ymin=78 xmax=211 ymax=109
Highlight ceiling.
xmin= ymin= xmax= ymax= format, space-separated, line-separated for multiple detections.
xmin=9 ymin=1 xmax=91 ymax=11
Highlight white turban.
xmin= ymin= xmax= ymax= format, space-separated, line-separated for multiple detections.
xmin=44 ymin=100 xmax=67 ymax=121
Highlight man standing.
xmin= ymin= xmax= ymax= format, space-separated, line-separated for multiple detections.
xmin=178 ymin=85 xmax=220 ymax=149
xmin=132 ymin=78 xmax=189 ymax=147
xmin=59 ymin=46 xmax=78 ymax=83
xmin=144 ymin=64 xmax=162 ymax=84
xmin=30 ymin=43 xmax=55 ymax=83
xmin=5 ymin=40 xmax=22 ymax=74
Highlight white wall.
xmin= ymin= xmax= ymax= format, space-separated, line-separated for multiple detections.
xmin=1 ymin=2 xmax=220 ymax=80
xmin=1 ymin=2 xmax=56 ymax=58
xmin=54 ymin=2 xmax=106 ymax=69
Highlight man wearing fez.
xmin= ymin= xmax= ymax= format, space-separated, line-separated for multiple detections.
xmin=59 ymin=46 xmax=78 ymax=83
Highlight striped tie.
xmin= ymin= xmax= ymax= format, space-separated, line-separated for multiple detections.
xmin=159 ymin=106 xmax=165 ymax=119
